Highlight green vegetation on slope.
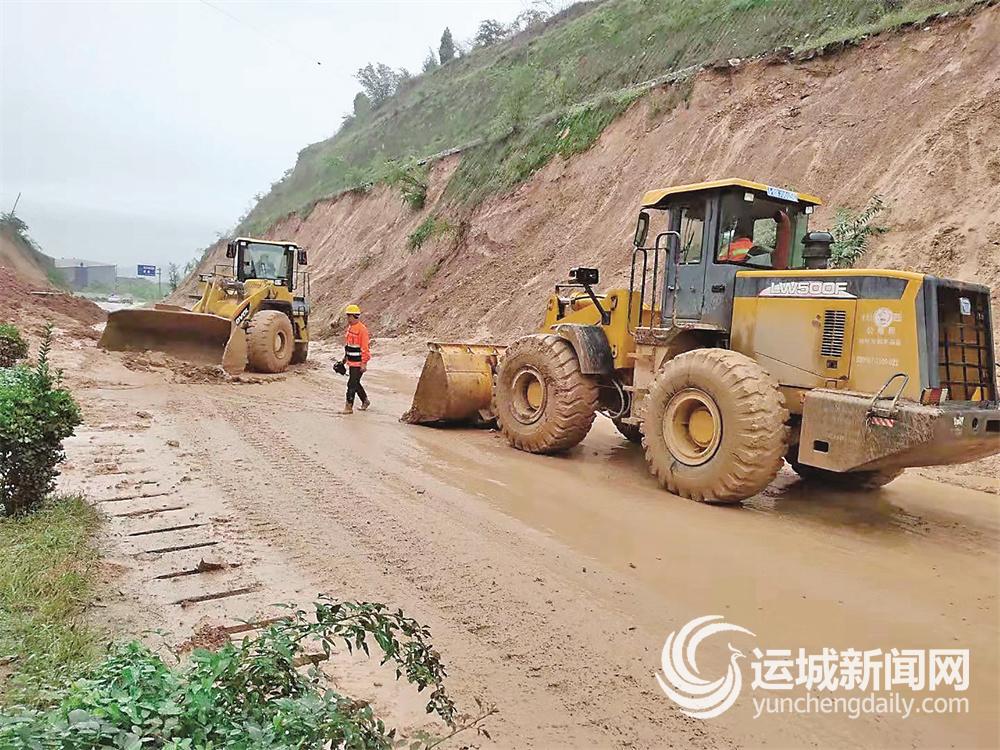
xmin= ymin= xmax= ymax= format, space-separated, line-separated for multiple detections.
xmin=0 ymin=496 xmax=102 ymax=707
xmin=242 ymin=0 xmax=978 ymax=233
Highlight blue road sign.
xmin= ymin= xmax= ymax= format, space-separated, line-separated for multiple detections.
xmin=137 ymin=264 xmax=157 ymax=277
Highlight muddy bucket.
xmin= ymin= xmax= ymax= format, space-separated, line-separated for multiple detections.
xmin=401 ymin=342 xmax=506 ymax=425
xmin=99 ymin=308 xmax=247 ymax=375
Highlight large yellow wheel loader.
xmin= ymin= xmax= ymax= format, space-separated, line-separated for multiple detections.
xmin=405 ymin=179 xmax=1000 ymax=503
xmin=100 ymin=237 xmax=311 ymax=374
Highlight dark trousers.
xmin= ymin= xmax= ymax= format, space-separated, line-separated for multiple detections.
xmin=347 ymin=366 xmax=367 ymax=405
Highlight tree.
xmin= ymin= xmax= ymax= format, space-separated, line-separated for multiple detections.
xmin=439 ymin=27 xmax=455 ymax=63
xmin=354 ymin=63 xmax=405 ymax=106
xmin=167 ymin=262 xmax=180 ymax=293
xmin=474 ymin=19 xmax=508 ymax=48
xmin=422 ymin=48 xmax=439 ymax=73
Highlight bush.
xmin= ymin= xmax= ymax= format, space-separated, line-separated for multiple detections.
xmin=830 ymin=195 xmax=888 ymax=268
xmin=0 ymin=597 xmax=495 ymax=748
xmin=0 ymin=324 xmax=28 ymax=368
xmin=407 ymin=215 xmax=456 ymax=251
xmin=379 ymin=158 xmax=429 ymax=210
xmin=0 ymin=326 xmax=82 ymax=516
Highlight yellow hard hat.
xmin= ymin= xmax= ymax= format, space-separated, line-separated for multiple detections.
xmin=345 ymin=304 xmax=362 ymax=315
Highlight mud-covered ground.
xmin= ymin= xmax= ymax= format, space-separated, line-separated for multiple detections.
xmin=47 ymin=329 xmax=997 ymax=750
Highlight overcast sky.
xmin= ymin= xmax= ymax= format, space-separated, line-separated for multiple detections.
xmin=1 ymin=0 xmax=549 ymax=276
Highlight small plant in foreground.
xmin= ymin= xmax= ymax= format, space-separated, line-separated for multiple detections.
xmin=830 ymin=195 xmax=888 ymax=268
xmin=0 ymin=324 xmax=82 ymax=515
xmin=0 ymin=597 xmax=496 ymax=749
xmin=0 ymin=324 xmax=28 ymax=368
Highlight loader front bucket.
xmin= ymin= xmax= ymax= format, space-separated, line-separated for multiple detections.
xmin=401 ymin=342 xmax=506 ymax=425
xmin=99 ymin=308 xmax=248 ymax=375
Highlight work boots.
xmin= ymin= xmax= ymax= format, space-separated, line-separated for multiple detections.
xmin=360 ymin=399 xmax=371 ymax=411
xmin=341 ymin=402 xmax=354 ymax=414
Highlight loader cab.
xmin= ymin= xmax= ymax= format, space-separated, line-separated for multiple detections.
xmin=227 ymin=237 xmax=308 ymax=293
xmin=635 ymin=179 xmax=821 ymax=327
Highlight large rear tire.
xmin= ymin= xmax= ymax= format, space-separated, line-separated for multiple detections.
xmin=246 ymin=310 xmax=294 ymax=373
xmin=493 ymin=334 xmax=598 ymax=453
xmin=787 ymin=453 xmax=903 ymax=490
xmin=642 ymin=349 xmax=789 ymax=503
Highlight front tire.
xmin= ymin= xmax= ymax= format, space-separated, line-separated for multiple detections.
xmin=493 ymin=334 xmax=598 ymax=453
xmin=642 ymin=349 xmax=789 ymax=503
xmin=246 ymin=310 xmax=294 ymax=373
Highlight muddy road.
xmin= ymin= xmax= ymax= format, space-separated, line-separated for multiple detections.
xmin=56 ymin=336 xmax=998 ymax=749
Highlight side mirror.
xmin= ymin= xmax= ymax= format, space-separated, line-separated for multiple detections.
xmin=226 ymin=241 xmax=237 ymax=259
xmin=633 ymin=211 xmax=650 ymax=247
xmin=297 ymin=249 xmax=308 ymax=266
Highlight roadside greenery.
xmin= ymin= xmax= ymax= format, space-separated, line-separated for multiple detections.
xmin=0 ymin=324 xmax=82 ymax=516
xmin=0 ymin=324 xmax=28 ymax=368
xmin=0 ymin=495 xmax=101 ymax=707
xmin=830 ymin=195 xmax=888 ymax=268
xmin=0 ymin=597 xmax=494 ymax=749
xmin=379 ymin=158 xmax=430 ymax=210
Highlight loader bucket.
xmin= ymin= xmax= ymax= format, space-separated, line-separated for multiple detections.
xmin=401 ymin=342 xmax=506 ymax=425
xmin=99 ymin=308 xmax=248 ymax=375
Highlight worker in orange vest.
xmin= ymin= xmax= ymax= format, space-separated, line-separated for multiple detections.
xmin=719 ymin=218 xmax=755 ymax=263
xmin=339 ymin=304 xmax=371 ymax=414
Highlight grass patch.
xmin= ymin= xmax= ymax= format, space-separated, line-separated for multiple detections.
xmin=0 ymin=495 xmax=102 ymax=707
xmin=446 ymin=91 xmax=640 ymax=206
xmin=407 ymin=215 xmax=456 ymax=251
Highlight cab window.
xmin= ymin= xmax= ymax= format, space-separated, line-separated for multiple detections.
xmin=242 ymin=242 xmax=289 ymax=281
xmin=677 ymin=206 xmax=705 ymax=264
xmin=716 ymin=192 xmax=805 ymax=269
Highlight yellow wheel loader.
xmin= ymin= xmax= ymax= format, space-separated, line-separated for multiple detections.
xmin=100 ymin=237 xmax=311 ymax=374
xmin=404 ymin=178 xmax=999 ymax=503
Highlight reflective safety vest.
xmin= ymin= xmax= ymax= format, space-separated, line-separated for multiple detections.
xmin=719 ymin=237 xmax=754 ymax=262
xmin=345 ymin=321 xmax=371 ymax=368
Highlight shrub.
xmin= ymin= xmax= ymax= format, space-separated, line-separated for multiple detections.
xmin=379 ymin=158 xmax=429 ymax=210
xmin=0 ymin=324 xmax=28 ymax=368
xmin=830 ymin=195 xmax=888 ymax=268
xmin=407 ymin=215 xmax=456 ymax=251
xmin=0 ymin=325 xmax=82 ymax=516
xmin=0 ymin=597 xmax=495 ymax=748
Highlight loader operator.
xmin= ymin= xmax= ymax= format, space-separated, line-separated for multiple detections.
xmin=339 ymin=304 xmax=371 ymax=414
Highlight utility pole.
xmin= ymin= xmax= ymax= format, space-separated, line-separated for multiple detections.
xmin=157 ymin=267 xmax=162 ymax=297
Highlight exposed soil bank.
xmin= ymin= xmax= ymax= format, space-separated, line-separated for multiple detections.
xmin=182 ymin=7 xmax=999 ymax=342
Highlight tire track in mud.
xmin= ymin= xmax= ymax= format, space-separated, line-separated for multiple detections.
xmin=181 ymin=388 xmax=723 ymax=749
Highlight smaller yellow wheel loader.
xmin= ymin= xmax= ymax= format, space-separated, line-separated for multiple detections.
xmin=100 ymin=237 xmax=310 ymax=374
xmin=404 ymin=179 xmax=1000 ymax=503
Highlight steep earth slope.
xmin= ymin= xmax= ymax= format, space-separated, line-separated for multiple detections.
xmin=181 ymin=7 xmax=999 ymax=344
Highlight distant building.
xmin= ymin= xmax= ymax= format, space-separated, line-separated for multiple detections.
xmin=54 ymin=258 xmax=118 ymax=290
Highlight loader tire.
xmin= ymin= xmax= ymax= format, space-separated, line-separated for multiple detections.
xmin=493 ymin=334 xmax=598 ymax=454
xmin=613 ymin=417 xmax=642 ymax=444
xmin=246 ymin=310 xmax=294 ymax=373
xmin=787 ymin=455 xmax=903 ymax=490
xmin=642 ymin=349 xmax=789 ymax=503
xmin=291 ymin=341 xmax=309 ymax=364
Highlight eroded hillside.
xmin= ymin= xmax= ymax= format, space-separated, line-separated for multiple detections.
xmin=181 ymin=7 xmax=999 ymax=343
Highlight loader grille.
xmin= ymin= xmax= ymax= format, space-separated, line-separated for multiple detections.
xmin=935 ymin=285 xmax=996 ymax=401
xmin=821 ymin=309 xmax=847 ymax=358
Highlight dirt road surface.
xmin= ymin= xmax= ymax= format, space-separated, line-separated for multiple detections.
xmin=55 ymin=333 xmax=998 ymax=749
